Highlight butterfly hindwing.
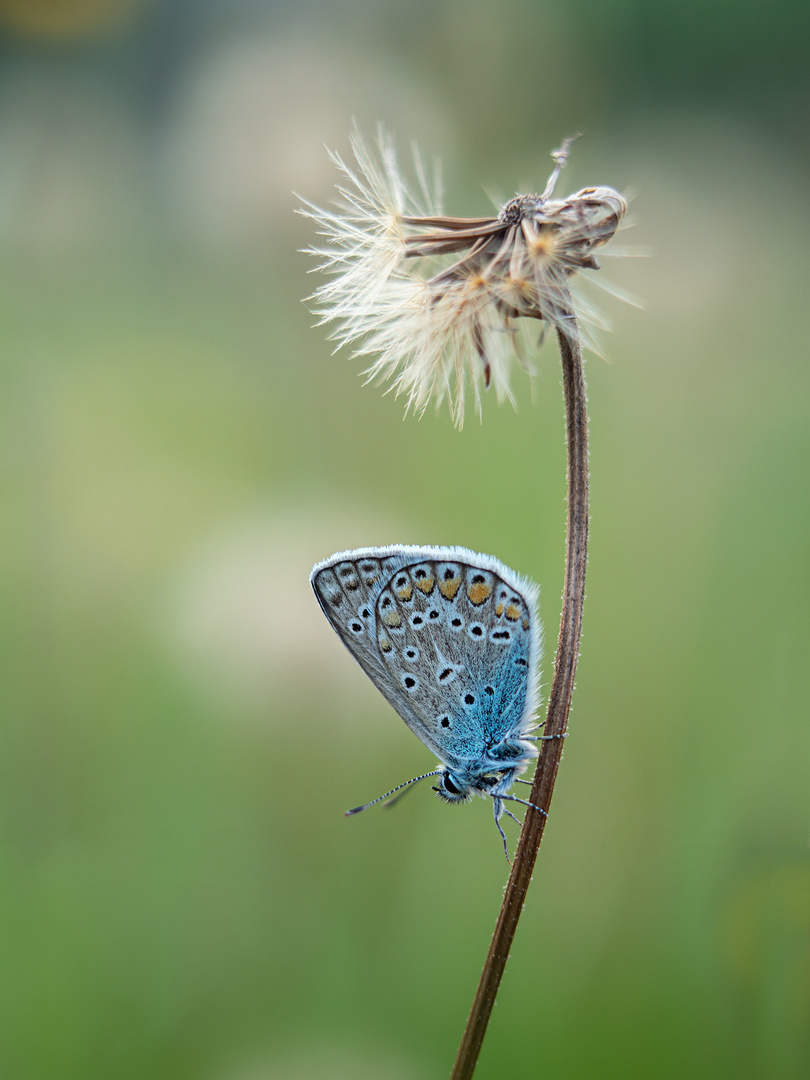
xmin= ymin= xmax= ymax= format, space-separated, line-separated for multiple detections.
xmin=373 ymin=554 xmax=539 ymax=768
xmin=311 ymin=546 xmax=541 ymax=770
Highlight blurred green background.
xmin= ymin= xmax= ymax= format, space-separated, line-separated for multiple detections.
xmin=1 ymin=1 xmax=808 ymax=1077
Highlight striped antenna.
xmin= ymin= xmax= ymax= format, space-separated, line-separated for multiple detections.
xmin=345 ymin=771 xmax=443 ymax=816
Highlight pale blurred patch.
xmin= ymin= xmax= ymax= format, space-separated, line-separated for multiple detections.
xmin=218 ymin=1044 xmax=427 ymax=1080
xmin=216 ymin=1045 xmax=432 ymax=1080
xmin=160 ymin=31 xmax=453 ymax=246
xmin=160 ymin=502 xmax=413 ymax=716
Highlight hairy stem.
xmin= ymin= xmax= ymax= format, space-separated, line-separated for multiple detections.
xmin=450 ymin=314 xmax=589 ymax=1080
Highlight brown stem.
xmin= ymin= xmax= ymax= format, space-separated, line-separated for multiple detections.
xmin=450 ymin=315 xmax=589 ymax=1080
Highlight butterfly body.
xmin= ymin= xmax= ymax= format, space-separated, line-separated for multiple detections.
xmin=310 ymin=545 xmax=542 ymax=850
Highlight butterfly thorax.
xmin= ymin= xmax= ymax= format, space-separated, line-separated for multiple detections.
xmin=435 ymin=731 xmax=537 ymax=802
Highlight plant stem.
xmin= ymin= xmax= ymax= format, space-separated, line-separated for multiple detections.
xmin=450 ymin=314 xmax=589 ymax=1080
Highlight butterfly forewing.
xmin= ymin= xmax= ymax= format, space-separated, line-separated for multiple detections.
xmin=310 ymin=553 xmax=391 ymax=687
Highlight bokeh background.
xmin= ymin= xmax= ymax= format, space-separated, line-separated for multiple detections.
xmin=1 ymin=1 xmax=808 ymax=1077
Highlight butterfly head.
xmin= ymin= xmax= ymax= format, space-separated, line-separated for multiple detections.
xmin=433 ymin=767 xmax=515 ymax=804
xmin=433 ymin=768 xmax=473 ymax=804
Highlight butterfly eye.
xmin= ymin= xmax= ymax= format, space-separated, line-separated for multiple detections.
xmin=442 ymin=773 xmax=462 ymax=796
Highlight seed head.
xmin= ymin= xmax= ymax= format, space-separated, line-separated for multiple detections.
xmin=299 ymin=126 xmax=627 ymax=427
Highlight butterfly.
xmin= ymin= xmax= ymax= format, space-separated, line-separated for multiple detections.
xmin=310 ymin=545 xmax=546 ymax=856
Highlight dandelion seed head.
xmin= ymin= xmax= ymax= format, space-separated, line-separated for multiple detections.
xmin=299 ymin=127 xmax=628 ymax=427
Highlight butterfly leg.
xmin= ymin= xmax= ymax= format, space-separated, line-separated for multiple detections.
xmin=492 ymin=797 xmax=533 ymax=861
xmin=492 ymin=797 xmax=512 ymax=861
xmin=499 ymin=792 xmax=547 ymax=816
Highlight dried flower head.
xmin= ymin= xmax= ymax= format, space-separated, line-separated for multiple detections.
xmin=300 ymin=127 xmax=628 ymax=427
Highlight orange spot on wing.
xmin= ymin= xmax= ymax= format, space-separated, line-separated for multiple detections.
xmin=439 ymin=577 xmax=461 ymax=600
xmin=505 ymin=603 xmax=522 ymax=621
xmin=417 ymin=575 xmax=435 ymax=594
xmin=383 ymin=611 xmax=403 ymax=628
xmin=467 ymin=581 xmax=492 ymax=605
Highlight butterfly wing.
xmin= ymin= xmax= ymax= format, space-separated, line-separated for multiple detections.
xmin=310 ymin=547 xmax=400 ymax=686
xmin=372 ymin=550 xmax=541 ymax=769
xmin=311 ymin=546 xmax=541 ymax=769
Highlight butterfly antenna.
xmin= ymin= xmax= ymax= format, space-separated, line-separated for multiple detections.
xmin=381 ymin=778 xmax=425 ymax=810
xmin=345 ymin=771 xmax=442 ymax=816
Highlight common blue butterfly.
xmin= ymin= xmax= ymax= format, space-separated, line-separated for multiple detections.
xmin=310 ymin=545 xmax=544 ymax=855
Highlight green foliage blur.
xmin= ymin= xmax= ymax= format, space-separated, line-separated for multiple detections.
xmin=0 ymin=1 xmax=808 ymax=1077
